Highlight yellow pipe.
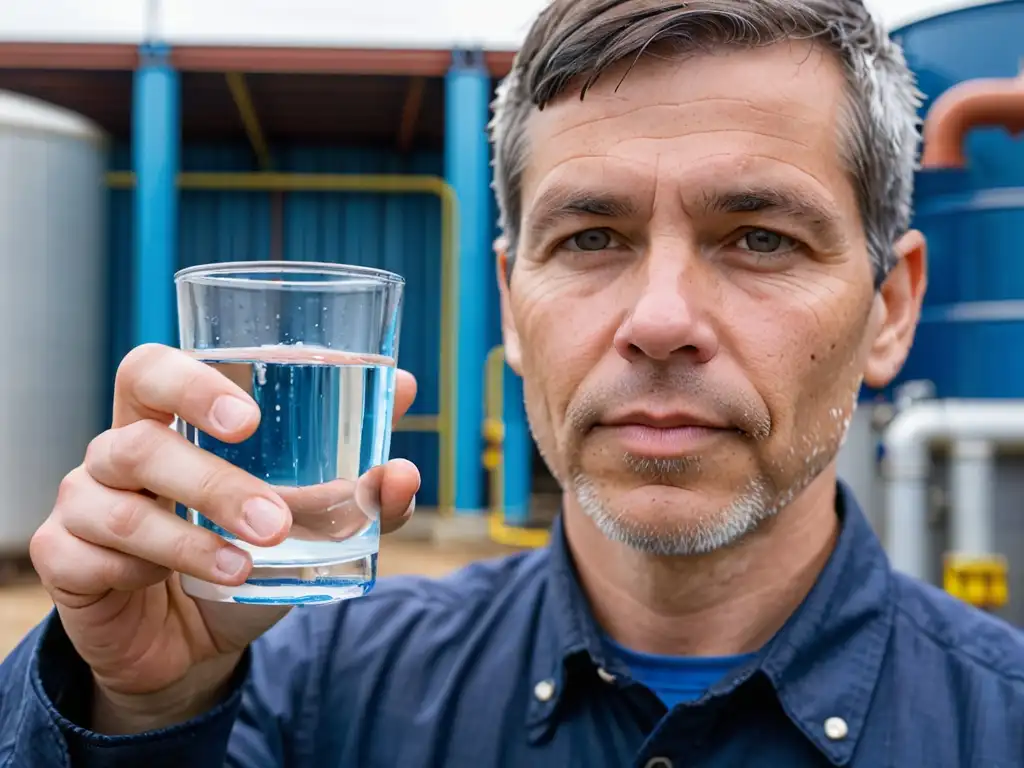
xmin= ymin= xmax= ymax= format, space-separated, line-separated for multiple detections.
xmin=483 ymin=345 xmax=550 ymax=549
xmin=484 ymin=345 xmax=504 ymax=517
xmin=107 ymin=171 xmax=459 ymax=515
xmin=224 ymin=73 xmax=272 ymax=170
xmin=393 ymin=415 xmax=440 ymax=433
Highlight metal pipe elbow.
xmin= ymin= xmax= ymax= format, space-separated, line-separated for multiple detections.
xmin=921 ymin=74 xmax=1024 ymax=169
xmin=883 ymin=401 xmax=946 ymax=480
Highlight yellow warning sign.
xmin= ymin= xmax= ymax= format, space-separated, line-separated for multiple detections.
xmin=943 ymin=554 xmax=1009 ymax=610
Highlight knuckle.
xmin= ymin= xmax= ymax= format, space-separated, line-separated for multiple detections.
xmin=28 ymin=523 xmax=56 ymax=572
xmin=193 ymin=463 xmax=236 ymax=507
xmin=98 ymin=551 xmax=154 ymax=590
xmin=115 ymin=343 xmax=166 ymax=392
xmin=107 ymin=421 xmax=163 ymax=475
xmin=55 ymin=465 xmax=87 ymax=507
xmin=169 ymin=527 xmax=210 ymax=570
xmin=83 ymin=432 xmax=109 ymax=474
xmin=105 ymin=496 xmax=146 ymax=540
xmin=29 ymin=526 xmax=78 ymax=593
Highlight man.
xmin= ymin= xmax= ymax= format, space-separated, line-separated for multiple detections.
xmin=3 ymin=0 xmax=1024 ymax=765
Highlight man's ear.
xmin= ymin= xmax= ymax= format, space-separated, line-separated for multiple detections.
xmin=494 ymin=237 xmax=523 ymax=374
xmin=863 ymin=229 xmax=928 ymax=389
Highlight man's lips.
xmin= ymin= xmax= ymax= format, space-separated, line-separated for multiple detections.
xmin=592 ymin=409 xmax=734 ymax=457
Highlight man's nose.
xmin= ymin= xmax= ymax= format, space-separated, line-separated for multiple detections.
xmin=612 ymin=247 xmax=719 ymax=364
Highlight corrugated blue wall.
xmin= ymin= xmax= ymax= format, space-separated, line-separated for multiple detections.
xmin=107 ymin=142 xmax=504 ymax=507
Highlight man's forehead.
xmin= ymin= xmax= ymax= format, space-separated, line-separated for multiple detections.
xmin=530 ymin=42 xmax=841 ymax=134
xmin=519 ymin=42 xmax=853 ymax=219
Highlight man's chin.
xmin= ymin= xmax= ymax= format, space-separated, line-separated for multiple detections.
xmin=571 ymin=475 xmax=775 ymax=556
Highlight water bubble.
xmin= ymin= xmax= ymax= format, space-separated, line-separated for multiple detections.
xmin=275 ymin=404 xmax=281 ymax=411
xmin=276 ymin=416 xmax=281 ymax=423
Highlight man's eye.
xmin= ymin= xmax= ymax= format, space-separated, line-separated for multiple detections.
xmin=736 ymin=228 xmax=797 ymax=254
xmin=561 ymin=229 xmax=621 ymax=252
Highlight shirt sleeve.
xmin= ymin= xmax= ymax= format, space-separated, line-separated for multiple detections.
xmin=0 ymin=610 xmax=320 ymax=768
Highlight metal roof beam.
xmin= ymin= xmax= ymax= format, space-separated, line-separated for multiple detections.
xmin=225 ymin=71 xmax=271 ymax=169
xmin=0 ymin=43 xmax=138 ymax=70
xmin=397 ymin=76 xmax=426 ymax=152
xmin=0 ymin=42 xmax=515 ymax=77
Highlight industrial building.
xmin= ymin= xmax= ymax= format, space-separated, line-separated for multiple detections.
xmin=1 ymin=1 xmax=1024 ymax=620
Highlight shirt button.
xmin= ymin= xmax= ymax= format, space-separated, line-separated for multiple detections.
xmin=596 ymin=667 xmax=617 ymax=684
xmin=644 ymin=759 xmax=673 ymax=768
xmin=824 ymin=716 xmax=849 ymax=741
xmin=533 ymin=679 xmax=556 ymax=702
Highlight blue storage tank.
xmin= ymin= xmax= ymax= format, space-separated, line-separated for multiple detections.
xmin=892 ymin=0 xmax=1024 ymax=399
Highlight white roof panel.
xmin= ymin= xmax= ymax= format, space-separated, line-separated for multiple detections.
xmin=0 ymin=0 xmax=1001 ymax=50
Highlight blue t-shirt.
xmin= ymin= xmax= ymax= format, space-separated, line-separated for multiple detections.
xmin=607 ymin=638 xmax=757 ymax=709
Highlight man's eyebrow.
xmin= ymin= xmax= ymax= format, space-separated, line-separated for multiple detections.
xmin=523 ymin=183 xmax=849 ymax=248
xmin=525 ymin=188 xmax=639 ymax=243
xmin=700 ymin=185 xmax=847 ymax=245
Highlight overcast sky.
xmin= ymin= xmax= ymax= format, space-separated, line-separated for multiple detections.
xmin=0 ymin=0 xmax=1003 ymax=48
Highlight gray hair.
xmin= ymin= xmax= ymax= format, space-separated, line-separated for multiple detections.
xmin=489 ymin=0 xmax=923 ymax=284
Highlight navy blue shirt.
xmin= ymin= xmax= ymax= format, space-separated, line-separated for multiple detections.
xmin=3 ymin=482 xmax=1024 ymax=767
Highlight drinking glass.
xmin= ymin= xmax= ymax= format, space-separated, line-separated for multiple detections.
xmin=174 ymin=261 xmax=404 ymax=605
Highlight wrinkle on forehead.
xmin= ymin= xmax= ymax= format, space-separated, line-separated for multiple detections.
xmin=520 ymin=42 xmax=851 ymax=210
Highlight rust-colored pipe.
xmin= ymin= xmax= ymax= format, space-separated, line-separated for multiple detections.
xmin=921 ymin=73 xmax=1024 ymax=169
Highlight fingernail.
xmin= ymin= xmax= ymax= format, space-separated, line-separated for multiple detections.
xmin=243 ymin=497 xmax=287 ymax=539
xmin=215 ymin=546 xmax=248 ymax=577
xmin=211 ymin=396 xmax=254 ymax=432
xmin=405 ymin=496 xmax=416 ymax=518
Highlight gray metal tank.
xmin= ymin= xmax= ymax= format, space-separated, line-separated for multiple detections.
xmin=0 ymin=90 xmax=108 ymax=556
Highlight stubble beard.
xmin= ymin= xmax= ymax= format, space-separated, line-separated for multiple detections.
xmin=568 ymin=447 xmax=836 ymax=557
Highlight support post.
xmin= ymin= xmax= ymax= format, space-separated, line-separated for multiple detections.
xmin=502 ymin=364 xmax=532 ymax=526
xmin=131 ymin=43 xmax=180 ymax=347
xmin=445 ymin=49 xmax=491 ymax=515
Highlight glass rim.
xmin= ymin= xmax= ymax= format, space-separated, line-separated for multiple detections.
xmin=173 ymin=260 xmax=405 ymax=288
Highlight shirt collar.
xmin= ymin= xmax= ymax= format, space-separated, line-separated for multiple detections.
xmin=527 ymin=481 xmax=894 ymax=764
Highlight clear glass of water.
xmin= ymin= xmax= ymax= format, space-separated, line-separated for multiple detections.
xmin=173 ymin=261 xmax=404 ymax=605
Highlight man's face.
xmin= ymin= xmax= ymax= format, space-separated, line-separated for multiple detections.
xmin=497 ymin=42 xmax=924 ymax=555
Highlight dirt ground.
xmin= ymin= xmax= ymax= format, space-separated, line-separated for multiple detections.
xmin=0 ymin=538 xmax=517 ymax=661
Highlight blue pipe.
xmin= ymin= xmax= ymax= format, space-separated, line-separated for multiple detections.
xmin=131 ymin=43 xmax=180 ymax=348
xmin=445 ymin=50 xmax=492 ymax=515
xmin=502 ymin=362 xmax=533 ymax=526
